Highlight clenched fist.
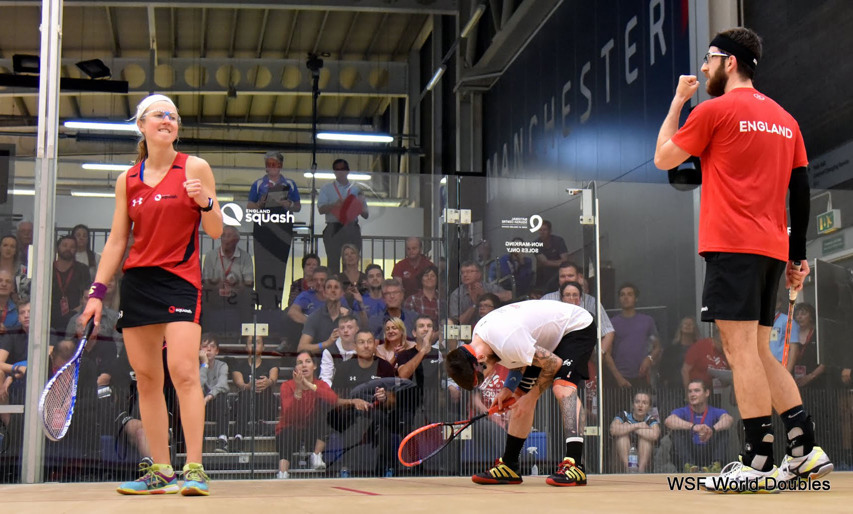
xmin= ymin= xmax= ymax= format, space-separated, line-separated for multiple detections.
xmin=676 ymin=75 xmax=699 ymax=102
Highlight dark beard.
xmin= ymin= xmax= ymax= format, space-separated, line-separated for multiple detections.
xmin=706 ymin=65 xmax=728 ymax=97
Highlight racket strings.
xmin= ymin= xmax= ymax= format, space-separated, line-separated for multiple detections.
xmin=41 ymin=364 xmax=77 ymax=439
xmin=398 ymin=423 xmax=450 ymax=465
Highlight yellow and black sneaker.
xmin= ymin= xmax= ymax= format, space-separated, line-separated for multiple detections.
xmin=472 ymin=458 xmax=523 ymax=485
xmin=546 ymin=457 xmax=587 ymax=487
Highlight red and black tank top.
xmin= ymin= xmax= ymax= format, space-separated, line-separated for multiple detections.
xmin=122 ymin=152 xmax=202 ymax=289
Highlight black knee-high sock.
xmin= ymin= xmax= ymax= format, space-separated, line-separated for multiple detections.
xmin=742 ymin=416 xmax=775 ymax=471
xmin=502 ymin=435 xmax=526 ymax=470
xmin=780 ymin=405 xmax=815 ymax=457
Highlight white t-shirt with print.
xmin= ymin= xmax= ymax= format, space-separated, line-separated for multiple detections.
xmin=472 ymin=300 xmax=593 ymax=369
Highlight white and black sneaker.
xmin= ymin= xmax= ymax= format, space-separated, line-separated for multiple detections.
xmin=701 ymin=459 xmax=780 ymax=494
xmin=779 ymin=446 xmax=833 ymax=481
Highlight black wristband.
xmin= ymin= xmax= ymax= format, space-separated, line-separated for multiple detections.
xmin=201 ymin=197 xmax=214 ymax=212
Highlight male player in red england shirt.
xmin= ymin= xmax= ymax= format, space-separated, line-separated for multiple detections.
xmin=655 ymin=27 xmax=832 ymax=492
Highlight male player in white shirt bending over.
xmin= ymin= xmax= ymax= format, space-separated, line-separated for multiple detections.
xmin=445 ymin=300 xmax=597 ymax=486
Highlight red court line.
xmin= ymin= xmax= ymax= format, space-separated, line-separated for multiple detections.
xmin=331 ymin=486 xmax=381 ymax=496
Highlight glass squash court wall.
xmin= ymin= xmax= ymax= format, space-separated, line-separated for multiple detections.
xmin=3 ymin=152 xmax=853 ymax=484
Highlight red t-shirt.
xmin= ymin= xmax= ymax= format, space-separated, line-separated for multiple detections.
xmin=392 ymin=256 xmax=434 ymax=297
xmin=684 ymin=338 xmax=729 ymax=386
xmin=276 ymin=379 xmax=339 ymax=433
xmin=123 ymin=153 xmax=204 ymax=288
xmin=671 ymin=88 xmax=808 ymax=262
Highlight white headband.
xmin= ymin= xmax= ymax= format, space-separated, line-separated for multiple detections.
xmin=134 ymin=94 xmax=177 ymax=122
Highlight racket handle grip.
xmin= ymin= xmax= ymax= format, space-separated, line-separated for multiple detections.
xmin=83 ymin=317 xmax=96 ymax=339
xmin=489 ymin=396 xmax=516 ymax=415
xmin=789 ymin=261 xmax=802 ymax=301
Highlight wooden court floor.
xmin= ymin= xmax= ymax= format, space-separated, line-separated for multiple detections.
xmin=3 ymin=473 xmax=851 ymax=513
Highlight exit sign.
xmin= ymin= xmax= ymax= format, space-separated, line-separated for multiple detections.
xmin=817 ymin=209 xmax=841 ymax=235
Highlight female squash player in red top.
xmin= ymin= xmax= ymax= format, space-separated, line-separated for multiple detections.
xmin=81 ymin=94 xmax=223 ymax=496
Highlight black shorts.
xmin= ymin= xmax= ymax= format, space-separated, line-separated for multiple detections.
xmin=517 ymin=322 xmax=598 ymax=392
xmin=117 ymin=267 xmax=202 ymax=331
xmin=701 ymin=252 xmax=785 ymax=326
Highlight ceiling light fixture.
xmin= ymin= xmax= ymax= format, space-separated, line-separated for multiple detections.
xmin=317 ymin=132 xmax=394 ymax=143
xmin=460 ymin=3 xmax=487 ymax=38
xmin=75 ymin=59 xmax=112 ymax=79
xmin=82 ymin=163 xmax=132 ymax=172
xmin=70 ymin=191 xmax=116 ymax=198
xmin=12 ymin=54 xmax=40 ymax=74
xmin=303 ymin=171 xmax=371 ymax=181
xmin=425 ymin=65 xmax=447 ymax=92
xmin=64 ymin=120 xmax=138 ymax=133
xmin=366 ymin=199 xmax=405 ymax=207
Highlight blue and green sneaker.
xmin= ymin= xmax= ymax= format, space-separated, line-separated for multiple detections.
xmin=117 ymin=458 xmax=179 ymax=495
xmin=180 ymin=462 xmax=210 ymax=496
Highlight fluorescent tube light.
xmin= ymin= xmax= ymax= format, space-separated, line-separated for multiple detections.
xmin=317 ymin=132 xmax=394 ymax=143
xmin=425 ymin=65 xmax=446 ymax=91
xmin=303 ymin=172 xmax=371 ymax=181
xmin=70 ymin=191 xmax=116 ymax=198
xmin=461 ymin=4 xmax=486 ymax=38
xmin=64 ymin=120 xmax=138 ymax=133
xmin=366 ymin=199 xmax=405 ymax=207
xmin=82 ymin=163 xmax=132 ymax=172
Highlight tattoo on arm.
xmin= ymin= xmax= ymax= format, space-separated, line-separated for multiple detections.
xmin=531 ymin=347 xmax=562 ymax=394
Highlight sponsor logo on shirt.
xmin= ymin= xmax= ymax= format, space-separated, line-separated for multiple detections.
xmin=154 ymin=194 xmax=178 ymax=201
xmin=131 ymin=197 xmax=144 ymax=207
xmin=169 ymin=306 xmax=193 ymax=314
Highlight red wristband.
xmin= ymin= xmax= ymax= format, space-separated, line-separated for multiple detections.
xmin=88 ymin=282 xmax=107 ymax=300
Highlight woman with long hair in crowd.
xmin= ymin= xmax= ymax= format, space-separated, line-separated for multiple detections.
xmin=659 ymin=316 xmax=702 ymax=389
xmin=404 ymin=265 xmax=440 ymax=325
xmin=340 ymin=243 xmax=368 ymax=292
xmin=375 ymin=317 xmax=412 ymax=366
xmin=81 ymin=93 xmax=222 ymax=496
xmin=791 ymin=303 xmax=826 ymax=389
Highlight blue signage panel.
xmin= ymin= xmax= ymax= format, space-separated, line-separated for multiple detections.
xmin=483 ymin=0 xmax=691 ymax=183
